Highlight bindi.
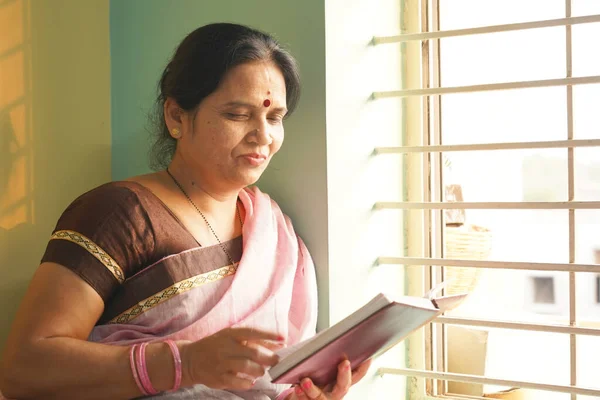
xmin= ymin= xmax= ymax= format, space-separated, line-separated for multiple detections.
xmin=263 ymin=90 xmax=271 ymax=107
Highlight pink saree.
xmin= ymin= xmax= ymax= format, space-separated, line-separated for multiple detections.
xmin=1 ymin=186 xmax=318 ymax=400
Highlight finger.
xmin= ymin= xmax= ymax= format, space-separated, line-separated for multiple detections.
xmin=293 ymin=384 xmax=307 ymax=399
xmin=351 ymin=359 xmax=372 ymax=385
xmin=235 ymin=341 xmax=280 ymax=367
xmin=330 ymin=360 xmax=352 ymax=399
xmin=287 ymin=391 xmax=298 ymax=400
xmin=221 ymin=371 xmax=256 ymax=391
xmin=322 ymin=381 xmax=335 ymax=393
xmin=299 ymin=378 xmax=328 ymax=400
xmin=247 ymin=339 xmax=286 ymax=352
xmin=227 ymin=327 xmax=284 ymax=342
xmin=228 ymin=358 xmax=267 ymax=379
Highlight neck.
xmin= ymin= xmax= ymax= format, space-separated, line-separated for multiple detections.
xmin=166 ymin=160 xmax=241 ymax=217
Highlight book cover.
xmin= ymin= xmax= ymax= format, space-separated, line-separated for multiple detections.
xmin=269 ymin=292 xmax=466 ymax=387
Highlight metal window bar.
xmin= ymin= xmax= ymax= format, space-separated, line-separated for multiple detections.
xmin=435 ymin=316 xmax=600 ymax=338
xmin=376 ymin=368 xmax=600 ymax=398
xmin=373 ymin=138 xmax=600 ymax=154
xmin=372 ymin=75 xmax=600 ymax=99
xmin=371 ymin=0 xmax=600 ymax=398
xmin=565 ymin=2 xmax=578 ymax=399
xmin=374 ymin=201 xmax=600 ymax=210
xmin=429 ymin=1 xmax=446 ymax=394
xmin=418 ymin=0 xmax=435 ymax=393
xmin=376 ymin=257 xmax=600 ymax=274
xmin=372 ymin=14 xmax=600 ymax=44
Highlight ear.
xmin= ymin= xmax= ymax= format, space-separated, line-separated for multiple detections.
xmin=164 ymin=98 xmax=184 ymax=136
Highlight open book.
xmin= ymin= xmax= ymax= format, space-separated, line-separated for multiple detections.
xmin=269 ymin=289 xmax=467 ymax=386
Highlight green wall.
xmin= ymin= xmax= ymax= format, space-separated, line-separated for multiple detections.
xmin=0 ymin=2 xmax=403 ymax=396
xmin=0 ymin=0 xmax=111 ymax=347
xmin=109 ymin=0 xmax=331 ymax=329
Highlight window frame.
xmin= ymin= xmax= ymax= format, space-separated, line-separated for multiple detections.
xmin=373 ymin=1 xmax=600 ymax=399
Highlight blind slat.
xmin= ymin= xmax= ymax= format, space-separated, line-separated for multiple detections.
xmin=436 ymin=316 xmax=600 ymax=337
xmin=373 ymin=14 xmax=600 ymax=44
xmin=372 ymin=75 xmax=600 ymax=99
xmin=376 ymin=256 xmax=600 ymax=273
xmin=373 ymin=138 xmax=600 ymax=154
xmin=377 ymin=368 xmax=600 ymax=397
xmin=374 ymin=201 xmax=600 ymax=210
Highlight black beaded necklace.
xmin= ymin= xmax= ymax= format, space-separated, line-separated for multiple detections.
xmin=166 ymin=168 xmax=242 ymax=266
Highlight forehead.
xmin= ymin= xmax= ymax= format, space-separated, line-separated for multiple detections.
xmin=214 ymin=61 xmax=287 ymax=102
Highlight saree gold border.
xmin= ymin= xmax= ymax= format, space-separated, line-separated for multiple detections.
xmin=109 ymin=263 xmax=238 ymax=324
xmin=51 ymin=230 xmax=125 ymax=284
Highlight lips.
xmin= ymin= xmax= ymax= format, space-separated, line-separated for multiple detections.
xmin=240 ymin=153 xmax=268 ymax=166
xmin=240 ymin=153 xmax=267 ymax=160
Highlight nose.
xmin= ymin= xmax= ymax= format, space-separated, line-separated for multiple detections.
xmin=247 ymin=120 xmax=273 ymax=146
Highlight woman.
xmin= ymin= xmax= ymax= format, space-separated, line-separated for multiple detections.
xmin=0 ymin=23 xmax=370 ymax=399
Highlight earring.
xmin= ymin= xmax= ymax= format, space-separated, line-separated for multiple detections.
xmin=171 ymin=128 xmax=181 ymax=139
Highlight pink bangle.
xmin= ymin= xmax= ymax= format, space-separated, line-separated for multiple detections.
xmin=129 ymin=344 xmax=147 ymax=396
xmin=136 ymin=342 xmax=159 ymax=395
xmin=164 ymin=340 xmax=182 ymax=391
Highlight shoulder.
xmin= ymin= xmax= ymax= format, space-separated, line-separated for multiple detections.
xmin=67 ymin=180 xmax=147 ymax=209
xmin=51 ymin=181 xmax=158 ymax=260
xmin=60 ymin=181 xmax=151 ymax=225
xmin=42 ymin=181 xmax=158 ymax=301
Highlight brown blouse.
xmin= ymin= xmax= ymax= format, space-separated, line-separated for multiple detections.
xmin=40 ymin=181 xmax=242 ymax=319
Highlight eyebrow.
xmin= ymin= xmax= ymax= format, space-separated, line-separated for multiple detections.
xmin=222 ymin=101 xmax=288 ymax=113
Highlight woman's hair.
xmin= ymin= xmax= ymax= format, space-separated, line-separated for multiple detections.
xmin=149 ymin=23 xmax=301 ymax=170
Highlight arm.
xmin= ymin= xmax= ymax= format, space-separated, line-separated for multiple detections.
xmin=0 ymin=185 xmax=281 ymax=399
xmin=0 ymin=262 xmax=189 ymax=400
xmin=0 ymin=264 xmax=282 ymax=399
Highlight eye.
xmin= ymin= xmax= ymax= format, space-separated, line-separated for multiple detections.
xmin=225 ymin=113 xmax=250 ymax=120
xmin=268 ymin=114 xmax=285 ymax=124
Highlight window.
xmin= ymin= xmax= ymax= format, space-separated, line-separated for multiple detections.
xmin=532 ymin=277 xmax=556 ymax=305
xmin=372 ymin=1 xmax=600 ymax=399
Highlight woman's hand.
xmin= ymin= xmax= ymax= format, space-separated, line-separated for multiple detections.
xmin=180 ymin=327 xmax=285 ymax=391
xmin=288 ymin=359 xmax=372 ymax=399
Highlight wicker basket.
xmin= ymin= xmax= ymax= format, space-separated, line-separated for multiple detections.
xmin=443 ymin=224 xmax=492 ymax=295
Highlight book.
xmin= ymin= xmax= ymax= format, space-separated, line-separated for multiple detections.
xmin=269 ymin=289 xmax=467 ymax=387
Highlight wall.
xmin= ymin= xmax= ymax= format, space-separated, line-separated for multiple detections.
xmin=109 ymin=0 xmax=330 ymax=330
xmin=0 ymin=0 xmax=111 ymax=347
xmin=111 ymin=1 xmax=410 ymax=398
xmin=0 ymin=0 xmax=407 ymax=396
xmin=325 ymin=0 xmax=407 ymax=398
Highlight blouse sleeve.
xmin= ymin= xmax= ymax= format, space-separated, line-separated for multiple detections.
xmin=40 ymin=183 xmax=155 ymax=303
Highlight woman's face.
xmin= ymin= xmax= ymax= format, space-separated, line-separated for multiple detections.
xmin=172 ymin=61 xmax=287 ymax=192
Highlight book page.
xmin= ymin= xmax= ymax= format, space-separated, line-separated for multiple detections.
xmin=269 ymin=289 xmax=468 ymax=383
xmin=425 ymin=280 xmax=453 ymax=300
xmin=424 ymin=280 xmax=469 ymax=312
xmin=432 ymin=293 xmax=468 ymax=312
